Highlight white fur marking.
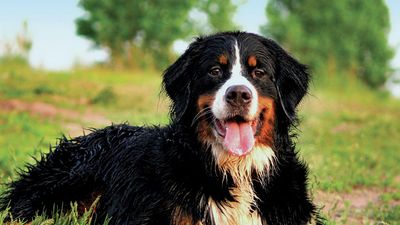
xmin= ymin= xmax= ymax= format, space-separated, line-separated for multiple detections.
xmin=212 ymin=41 xmax=258 ymax=120
xmin=205 ymin=40 xmax=276 ymax=224
xmin=207 ymin=145 xmax=276 ymax=225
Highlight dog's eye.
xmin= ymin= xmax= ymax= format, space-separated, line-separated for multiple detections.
xmin=208 ymin=66 xmax=223 ymax=77
xmin=253 ymin=69 xmax=265 ymax=78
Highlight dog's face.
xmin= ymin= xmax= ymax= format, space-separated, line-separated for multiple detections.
xmin=163 ymin=32 xmax=309 ymax=160
xmin=193 ymin=36 xmax=278 ymax=157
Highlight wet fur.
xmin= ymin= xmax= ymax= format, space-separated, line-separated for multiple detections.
xmin=0 ymin=32 xmax=321 ymax=225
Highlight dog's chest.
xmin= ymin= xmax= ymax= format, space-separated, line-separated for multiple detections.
xmin=173 ymin=185 xmax=262 ymax=225
xmin=207 ymin=185 xmax=262 ymax=225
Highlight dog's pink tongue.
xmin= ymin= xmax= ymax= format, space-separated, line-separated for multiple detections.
xmin=223 ymin=121 xmax=255 ymax=156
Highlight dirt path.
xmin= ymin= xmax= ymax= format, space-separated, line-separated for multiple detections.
xmin=315 ymin=187 xmax=399 ymax=224
xmin=0 ymin=99 xmax=111 ymax=137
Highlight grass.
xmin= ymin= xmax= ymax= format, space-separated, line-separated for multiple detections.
xmin=0 ymin=65 xmax=169 ymax=177
xmin=300 ymin=80 xmax=400 ymax=191
xmin=0 ymin=197 xmax=108 ymax=225
xmin=0 ymin=111 xmax=61 ymax=177
xmin=299 ymin=76 xmax=400 ymax=224
xmin=0 ymin=63 xmax=399 ymax=224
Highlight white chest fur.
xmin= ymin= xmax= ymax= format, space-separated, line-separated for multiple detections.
xmin=208 ymin=183 xmax=262 ymax=225
xmin=207 ymin=145 xmax=275 ymax=225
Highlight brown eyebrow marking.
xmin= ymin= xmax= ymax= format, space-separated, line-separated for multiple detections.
xmin=218 ymin=54 xmax=228 ymax=65
xmin=248 ymin=55 xmax=257 ymax=67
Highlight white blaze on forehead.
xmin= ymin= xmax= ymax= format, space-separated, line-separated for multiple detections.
xmin=231 ymin=42 xmax=243 ymax=81
xmin=212 ymin=41 xmax=258 ymax=120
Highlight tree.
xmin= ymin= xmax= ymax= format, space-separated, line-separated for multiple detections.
xmin=76 ymin=0 xmax=238 ymax=69
xmin=261 ymin=0 xmax=394 ymax=87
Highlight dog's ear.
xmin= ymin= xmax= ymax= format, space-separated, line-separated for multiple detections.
xmin=260 ymin=37 xmax=310 ymax=122
xmin=163 ymin=39 xmax=203 ymax=121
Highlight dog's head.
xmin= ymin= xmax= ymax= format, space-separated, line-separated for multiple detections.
xmin=163 ymin=32 xmax=309 ymax=168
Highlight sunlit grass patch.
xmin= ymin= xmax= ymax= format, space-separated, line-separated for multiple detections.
xmin=299 ymin=75 xmax=400 ymax=192
xmin=0 ymin=197 xmax=110 ymax=225
xmin=0 ymin=111 xmax=61 ymax=177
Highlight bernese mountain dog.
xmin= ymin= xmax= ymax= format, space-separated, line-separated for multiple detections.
xmin=0 ymin=32 xmax=321 ymax=225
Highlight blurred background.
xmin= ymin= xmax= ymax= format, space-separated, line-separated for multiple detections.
xmin=0 ymin=0 xmax=399 ymax=224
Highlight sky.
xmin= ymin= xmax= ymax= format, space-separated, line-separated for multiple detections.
xmin=0 ymin=0 xmax=399 ymax=70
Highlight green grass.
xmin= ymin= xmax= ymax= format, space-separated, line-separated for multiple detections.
xmin=0 ymin=197 xmax=109 ymax=225
xmin=300 ymin=85 xmax=400 ymax=191
xmin=299 ymin=76 xmax=400 ymax=223
xmin=0 ymin=111 xmax=61 ymax=177
xmin=0 ymin=66 xmax=169 ymax=177
xmin=0 ymin=67 xmax=169 ymax=121
xmin=1 ymin=64 xmax=399 ymax=223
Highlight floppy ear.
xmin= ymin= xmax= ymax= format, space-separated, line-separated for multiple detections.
xmin=261 ymin=37 xmax=310 ymax=122
xmin=162 ymin=39 xmax=203 ymax=122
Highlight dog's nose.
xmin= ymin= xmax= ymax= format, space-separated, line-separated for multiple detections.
xmin=225 ymin=85 xmax=252 ymax=106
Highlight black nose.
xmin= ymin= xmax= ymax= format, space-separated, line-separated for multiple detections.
xmin=225 ymin=85 xmax=252 ymax=106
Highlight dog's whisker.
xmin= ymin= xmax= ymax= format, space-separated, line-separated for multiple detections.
xmin=192 ymin=107 xmax=211 ymax=122
xmin=191 ymin=112 xmax=212 ymax=127
xmin=191 ymin=107 xmax=213 ymax=126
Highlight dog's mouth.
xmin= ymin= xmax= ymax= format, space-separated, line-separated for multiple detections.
xmin=213 ymin=114 xmax=261 ymax=156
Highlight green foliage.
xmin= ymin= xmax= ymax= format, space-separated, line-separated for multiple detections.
xmin=91 ymin=86 xmax=117 ymax=105
xmin=362 ymin=201 xmax=400 ymax=225
xmin=0 ymin=197 xmax=110 ymax=225
xmin=376 ymin=205 xmax=400 ymax=224
xmin=262 ymin=0 xmax=394 ymax=88
xmin=0 ymin=208 xmax=10 ymax=224
xmin=33 ymin=85 xmax=56 ymax=95
xmin=76 ymin=0 xmax=238 ymax=69
xmin=196 ymin=0 xmax=238 ymax=33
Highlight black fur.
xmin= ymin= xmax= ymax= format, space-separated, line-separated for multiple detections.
xmin=0 ymin=32 xmax=321 ymax=225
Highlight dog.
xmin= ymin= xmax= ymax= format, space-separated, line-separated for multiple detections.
xmin=0 ymin=32 xmax=321 ymax=225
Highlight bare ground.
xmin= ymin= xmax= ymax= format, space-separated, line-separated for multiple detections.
xmin=315 ymin=187 xmax=399 ymax=224
xmin=0 ymin=99 xmax=111 ymax=137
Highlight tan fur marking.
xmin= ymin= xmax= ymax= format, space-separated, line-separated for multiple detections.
xmin=195 ymin=94 xmax=277 ymax=224
xmin=197 ymin=95 xmax=276 ymax=180
xmin=197 ymin=95 xmax=215 ymax=142
xmin=218 ymin=54 xmax=228 ymax=65
xmin=197 ymin=95 xmax=215 ymax=110
xmin=77 ymin=192 xmax=101 ymax=215
xmin=256 ymin=97 xmax=275 ymax=147
xmin=248 ymin=55 xmax=257 ymax=67
xmin=172 ymin=207 xmax=202 ymax=225
xmin=212 ymin=145 xmax=276 ymax=182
